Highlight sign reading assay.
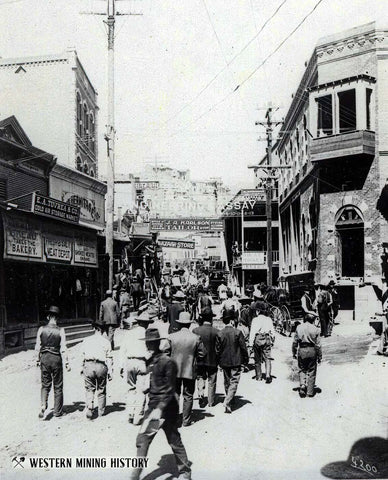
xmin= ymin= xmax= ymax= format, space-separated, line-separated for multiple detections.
xmin=158 ymin=239 xmax=195 ymax=249
xmin=33 ymin=194 xmax=80 ymax=224
xmin=150 ymin=218 xmax=223 ymax=232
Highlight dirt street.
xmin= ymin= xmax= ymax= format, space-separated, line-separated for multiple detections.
xmin=1 ymin=315 xmax=387 ymax=480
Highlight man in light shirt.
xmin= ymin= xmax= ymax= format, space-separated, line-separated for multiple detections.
xmin=249 ymin=303 xmax=274 ymax=384
xmin=120 ymin=310 xmax=156 ymax=424
xmin=81 ymin=324 xmax=112 ymax=419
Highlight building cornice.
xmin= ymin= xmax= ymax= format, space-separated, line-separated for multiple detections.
xmin=51 ymin=163 xmax=107 ymax=194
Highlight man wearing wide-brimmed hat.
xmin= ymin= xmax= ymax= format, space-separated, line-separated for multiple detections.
xmin=35 ymin=306 xmax=70 ymax=419
xmin=166 ymin=290 xmax=186 ymax=334
xmin=192 ymin=307 xmax=218 ymax=408
xmin=216 ymin=309 xmax=249 ymax=413
xmin=120 ymin=309 xmax=156 ymax=424
xmin=130 ymin=328 xmax=192 ymax=480
xmin=81 ymin=323 xmax=113 ymax=419
xmin=167 ymin=311 xmax=206 ymax=426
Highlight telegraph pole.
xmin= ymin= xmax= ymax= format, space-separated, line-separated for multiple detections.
xmin=82 ymin=1 xmax=141 ymax=289
xmin=250 ymin=107 xmax=288 ymax=286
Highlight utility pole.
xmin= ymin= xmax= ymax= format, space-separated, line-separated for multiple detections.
xmin=250 ymin=107 xmax=289 ymax=286
xmin=82 ymin=1 xmax=141 ymax=289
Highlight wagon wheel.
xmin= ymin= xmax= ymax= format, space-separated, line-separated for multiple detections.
xmin=270 ymin=306 xmax=284 ymax=334
xmin=281 ymin=306 xmax=292 ymax=336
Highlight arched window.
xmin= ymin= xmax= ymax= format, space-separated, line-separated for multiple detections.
xmin=335 ymin=206 xmax=364 ymax=277
xmin=83 ymin=162 xmax=89 ymax=175
xmin=83 ymin=103 xmax=88 ymax=138
xmin=76 ymin=93 xmax=82 ymax=136
xmin=89 ymin=111 xmax=95 ymax=152
xmin=89 ymin=167 xmax=95 ymax=178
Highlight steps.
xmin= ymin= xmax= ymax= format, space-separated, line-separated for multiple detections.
xmin=64 ymin=323 xmax=94 ymax=347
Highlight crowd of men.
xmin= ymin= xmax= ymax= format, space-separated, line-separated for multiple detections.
xmin=34 ymin=267 xmax=332 ymax=480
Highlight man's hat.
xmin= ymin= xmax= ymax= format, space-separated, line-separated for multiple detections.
xmin=105 ymin=289 xmax=112 ymax=296
xmin=222 ymin=309 xmax=235 ymax=321
xmin=47 ymin=305 xmax=60 ymax=316
xmin=173 ymin=290 xmax=186 ymax=300
xmin=200 ymin=306 xmax=215 ymax=320
xmin=254 ymin=300 xmax=268 ymax=312
xmin=141 ymin=328 xmax=165 ymax=342
xmin=321 ymin=437 xmax=388 ymax=479
xmin=135 ymin=311 xmax=156 ymax=323
xmin=238 ymin=295 xmax=251 ymax=305
xmin=112 ymin=284 xmax=119 ymax=290
xmin=253 ymin=289 xmax=263 ymax=299
xmin=138 ymin=299 xmax=149 ymax=313
xmin=176 ymin=311 xmax=191 ymax=324
xmin=328 ymin=280 xmax=336 ymax=286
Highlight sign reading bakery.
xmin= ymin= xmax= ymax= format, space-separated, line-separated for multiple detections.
xmin=49 ymin=170 xmax=106 ymax=230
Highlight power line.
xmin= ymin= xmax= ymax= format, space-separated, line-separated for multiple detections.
xmin=168 ymin=0 xmax=325 ymax=138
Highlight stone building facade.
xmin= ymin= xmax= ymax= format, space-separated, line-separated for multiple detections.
xmin=274 ymin=22 xmax=388 ymax=318
xmin=0 ymin=49 xmax=98 ymax=177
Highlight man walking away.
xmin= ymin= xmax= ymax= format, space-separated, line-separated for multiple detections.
xmin=99 ymin=290 xmax=120 ymax=349
xmin=119 ymin=287 xmax=131 ymax=329
xmin=131 ymin=277 xmax=143 ymax=311
xmin=249 ymin=303 xmax=274 ymax=383
xmin=167 ymin=312 xmax=206 ymax=426
xmin=328 ymin=280 xmax=340 ymax=324
xmin=292 ymin=313 xmax=322 ymax=398
xmin=120 ymin=310 xmax=155 ymax=424
xmin=35 ymin=306 xmax=70 ymax=419
xmin=192 ymin=307 xmax=218 ymax=408
xmin=130 ymin=329 xmax=192 ymax=480
xmin=316 ymin=284 xmax=332 ymax=337
xmin=216 ymin=310 xmax=249 ymax=414
xmin=81 ymin=324 xmax=113 ymax=419
xmin=167 ymin=290 xmax=186 ymax=334
xmin=197 ymin=286 xmax=213 ymax=317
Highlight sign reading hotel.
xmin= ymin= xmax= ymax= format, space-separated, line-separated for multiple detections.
xmin=150 ymin=218 xmax=223 ymax=232
xmin=33 ymin=194 xmax=80 ymax=224
xmin=134 ymin=181 xmax=159 ymax=190
xmin=158 ymin=239 xmax=195 ymax=249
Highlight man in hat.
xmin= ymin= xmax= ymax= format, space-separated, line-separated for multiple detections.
xmin=315 ymin=284 xmax=332 ymax=337
xmin=119 ymin=287 xmax=131 ymax=329
xmin=192 ymin=307 xmax=218 ymax=408
xmin=301 ymin=288 xmax=317 ymax=319
xmin=130 ymin=276 xmax=143 ymax=311
xmin=99 ymin=290 xmax=120 ymax=350
xmin=167 ymin=311 xmax=206 ymax=426
xmin=239 ymin=295 xmax=253 ymax=329
xmin=292 ymin=313 xmax=322 ymax=398
xmin=216 ymin=309 xmax=249 ymax=413
xmin=35 ymin=306 xmax=70 ymax=419
xmin=131 ymin=328 xmax=192 ymax=480
xmin=81 ymin=323 xmax=113 ymax=419
xmin=197 ymin=286 xmax=213 ymax=317
xmin=166 ymin=290 xmax=186 ymax=334
xmin=328 ymin=280 xmax=340 ymax=325
xmin=249 ymin=303 xmax=274 ymax=383
xmin=120 ymin=309 xmax=156 ymax=424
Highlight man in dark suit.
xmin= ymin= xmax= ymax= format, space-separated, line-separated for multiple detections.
xmin=192 ymin=307 xmax=218 ymax=408
xmin=216 ymin=309 xmax=249 ymax=414
xmin=98 ymin=290 xmax=120 ymax=349
xmin=167 ymin=311 xmax=206 ymax=426
xmin=167 ymin=290 xmax=186 ymax=334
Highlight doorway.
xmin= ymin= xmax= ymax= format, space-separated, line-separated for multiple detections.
xmin=335 ymin=206 xmax=364 ymax=277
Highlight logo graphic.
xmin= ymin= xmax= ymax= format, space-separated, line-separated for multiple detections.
xmin=12 ymin=456 xmax=25 ymax=468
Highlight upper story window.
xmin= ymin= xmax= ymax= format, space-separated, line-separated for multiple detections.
xmin=76 ymin=93 xmax=82 ymax=136
xmin=83 ymin=104 xmax=88 ymax=138
xmin=76 ymin=155 xmax=82 ymax=172
xmin=89 ymin=112 xmax=95 ymax=154
xmin=338 ymin=89 xmax=356 ymax=133
xmin=316 ymin=94 xmax=333 ymax=136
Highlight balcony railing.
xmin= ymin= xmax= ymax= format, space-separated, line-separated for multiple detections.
xmin=310 ymin=130 xmax=375 ymax=163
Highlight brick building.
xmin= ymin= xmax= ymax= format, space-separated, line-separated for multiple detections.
xmin=0 ymin=49 xmax=98 ymax=177
xmin=273 ymin=22 xmax=388 ymax=319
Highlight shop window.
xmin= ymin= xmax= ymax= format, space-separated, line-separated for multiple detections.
xmin=316 ymin=95 xmax=333 ymax=136
xmin=338 ymin=89 xmax=356 ymax=133
xmin=0 ymin=177 xmax=7 ymax=200
xmin=366 ymin=88 xmax=372 ymax=130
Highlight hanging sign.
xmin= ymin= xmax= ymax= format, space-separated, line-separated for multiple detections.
xmin=150 ymin=218 xmax=223 ymax=232
xmin=33 ymin=194 xmax=80 ymax=224
xmin=44 ymin=234 xmax=73 ymax=262
xmin=74 ymin=237 xmax=98 ymax=265
xmin=158 ymin=239 xmax=195 ymax=249
xmin=3 ymin=214 xmax=42 ymax=259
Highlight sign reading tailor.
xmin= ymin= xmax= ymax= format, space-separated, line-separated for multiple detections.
xmin=150 ymin=218 xmax=223 ymax=232
xmin=158 ymin=239 xmax=195 ymax=249
xmin=3 ymin=214 xmax=42 ymax=259
xmin=44 ymin=234 xmax=73 ymax=262
xmin=33 ymin=194 xmax=80 ymax=224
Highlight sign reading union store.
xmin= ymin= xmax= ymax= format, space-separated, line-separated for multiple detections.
xmin=2 ymin=213 xmax=98 ymax=267
xmin=150 ymin=218 xmax=223 ymax=232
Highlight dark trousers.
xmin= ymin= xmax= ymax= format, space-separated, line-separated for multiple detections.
xmin=197 ymin=366 xmax=217 ymax=406
xmin=135 ymin=399 xmax=191 ymax=477
xmin=298 ymin=347 xmax=317 ymax=396
xmin=83 ymin=361 xmax=108 ymax=414
xmin=176 ymin=377 xmax=195 ymax=425
xmin=40 ymin=352 xmax=63 ymax=416
xmin=222 ymin=367 xmax=241 ymax=408
xmin=101 ymin=324 xmax=116 ymax=350
xmin=318 ymin=307 xmax=330 ymax=336
xmin=132 ymin=292 xmax=141 ymax=310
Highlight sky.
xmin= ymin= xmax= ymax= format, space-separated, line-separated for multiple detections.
xmin=0 ymin=0 xmax=385 ymax=192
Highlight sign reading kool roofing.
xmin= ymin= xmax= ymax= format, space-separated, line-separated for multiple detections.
xmin=33 ymin=194 xmax=80 ymax=224
xmin=150 ymin=218 xmax=223 ymax=232
xmin=158 ymin=239 xmax=195 ymax=249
